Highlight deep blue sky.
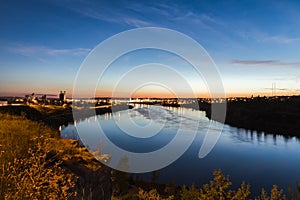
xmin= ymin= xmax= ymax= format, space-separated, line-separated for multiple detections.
xmin=1 ymin=0 xmax=300 ymax=97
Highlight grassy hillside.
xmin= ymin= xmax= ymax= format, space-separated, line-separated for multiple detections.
xmin=0 ymin=113 xmax=111 ymax=199
xmin=0 ymin=104 xmax=129 ymax=130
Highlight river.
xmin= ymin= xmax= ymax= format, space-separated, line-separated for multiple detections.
xmin=61 ymin=104 xmax=300 ymax=195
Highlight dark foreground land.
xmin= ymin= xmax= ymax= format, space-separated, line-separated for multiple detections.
xmin=0 ymin=112 xmax=113 ymax=199
xmin=198 ymin=96 xmax=300 ymax=137
xmin=0 ymin=104 xmax=131 ymax=199
xmin=0 ymin=104 xmax=129 ymax=130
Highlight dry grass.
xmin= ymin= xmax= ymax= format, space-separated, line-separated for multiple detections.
xmin=0 ymin=112 xmax=113 ymax=199
xmin=0 ymin=113 xmax=77 ymax=199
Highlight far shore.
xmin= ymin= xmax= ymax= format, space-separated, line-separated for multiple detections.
xmin=196 ymin=97 xmax=300 ymax=138
xmin=0 ymin=103 xmax=130 ymax=131
xmin=1 ymin=96 xmax=299 ymax=138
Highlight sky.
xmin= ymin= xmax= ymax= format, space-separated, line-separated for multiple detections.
xmin=0 ymin=0 xmax=300 ymax=98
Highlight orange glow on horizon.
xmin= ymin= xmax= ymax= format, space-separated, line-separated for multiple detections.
xmin=1 ymin=90 xmax=296 ymax=99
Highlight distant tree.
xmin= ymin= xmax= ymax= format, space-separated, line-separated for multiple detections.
xmin=163 ymin=181 xmax=177 ymax=197
xmin=138 ymin=188 xmax=174 ymax=200
xmin=180 ymin=184 xmax=199 ymax=200
xmin=112 ymin=170 xmax=131 ymax=196
xmin=133 ymin=170 xmax=293 ymax=200
xmin=288 ymin=181 xmax=300 ymax=200
xmin=198 ymin=170 xmax=250 ymax=200
xmin=255 ymin=185 xmax=287 ymax=200
xmin=180 ymin=170 xmax=251 ymax=200
xmin=151 ymin=171 xmax=160 ymax=184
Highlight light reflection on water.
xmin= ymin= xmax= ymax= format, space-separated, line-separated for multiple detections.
xmin=61 ymin=105 xmax=300 ymax=196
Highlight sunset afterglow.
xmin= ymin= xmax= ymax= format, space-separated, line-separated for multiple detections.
xmin=1 ymin=1 xmax=300 ymax=97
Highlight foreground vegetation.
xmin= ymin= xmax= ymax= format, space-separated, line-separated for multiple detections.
xmin=111 ymin=169 xmax=300 ymax=200
xmin=0 ymin=113 xmax=112 ymax=199
xmin=0 ymin=110 xmax=299 ymax=199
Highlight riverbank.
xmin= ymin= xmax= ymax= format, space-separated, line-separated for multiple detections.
xmin=1 ymin=103 xmax=299 ymax=199
xmin=198 ymin=96 xmax=300 ymax=137
xmin=0 ymin=103 xmax=130 ymax=130
xmin=0 ymin=113 xmax=112 ymax=199
xmin=0 ymin=103 xmax=131 ymax=199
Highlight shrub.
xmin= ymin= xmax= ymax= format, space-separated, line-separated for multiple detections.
xmin=255 ymin=185 xmax=287 ymax=200
xmin=138 ymin=188 xmax=174 ymax=200
xmin=0 ymin=114 xmax=77 ymax=199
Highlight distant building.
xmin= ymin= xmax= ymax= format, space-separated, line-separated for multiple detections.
xmin=59 ymin=91 xmax=66 ymax=102
xmin=0 ymin=99 xmax=8 ymax=106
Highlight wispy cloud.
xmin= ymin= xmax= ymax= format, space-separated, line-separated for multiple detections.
xmin=62 ymin=1 xmax=156 ymax=28
xmin=145 ymin=2 xmax=224 ymax=31
xmin=74 ymin=9 xmax=154 ymax=27
xmin=7 ymin=44 xmax=91 ymax=57
xmin=231 ymin=59 xmax=300 ymax=67
xmin=171 ymin=12 xmax=221 ymax=31
xmin=59 ymin=1 xmax=222 ymax=31
xmin=122 ymin=17 xmax=154 ymax=27
xmin=236 ymin=28 xmax=300 ymax=44
xmin=263 ymin=87 xmax=288 ymax=91
xmin=262 ymin=35 xmax=300 ymax=44
xmin=257 ymin=75 xmax=300 ymax=83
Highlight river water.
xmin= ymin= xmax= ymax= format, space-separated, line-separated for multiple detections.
xmin=61 ymin=105 xmax=300 ymax=195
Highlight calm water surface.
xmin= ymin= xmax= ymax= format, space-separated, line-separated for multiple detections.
xmin=61 ymin=105 xmax=300 ymax=195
